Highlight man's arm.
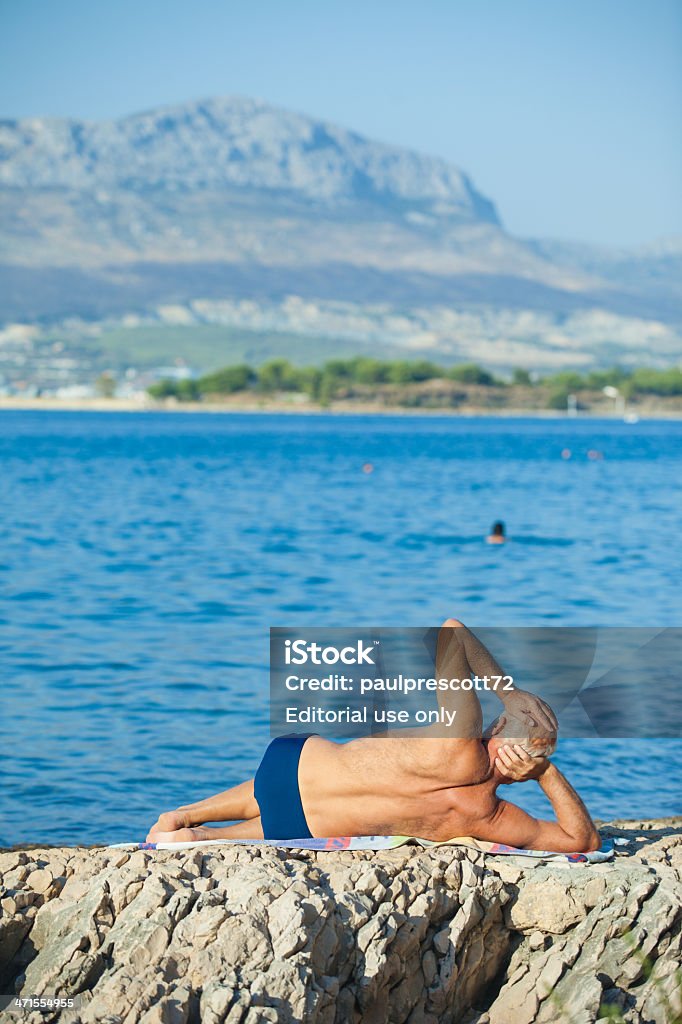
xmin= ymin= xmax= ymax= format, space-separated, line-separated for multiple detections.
xmin=479 ymin=759 xmax=601 ymax=852
xmin=435 ymin=620 xmax=484 ymax=737
xmin=438 ymin=619 xmax=558 ymax=737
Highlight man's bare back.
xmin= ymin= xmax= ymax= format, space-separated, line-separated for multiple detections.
xmin=298 ymin=734 xmax=494 ymax=840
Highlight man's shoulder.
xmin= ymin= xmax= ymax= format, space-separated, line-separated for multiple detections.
xmin=443 ymin=736 xmax=492 ymax=776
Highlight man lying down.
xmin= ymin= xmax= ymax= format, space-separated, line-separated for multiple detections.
xmin=147 ymin=619 xmax=601 ymax=852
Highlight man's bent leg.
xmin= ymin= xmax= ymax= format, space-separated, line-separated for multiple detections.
xmin=148 ymin=779 xmax=260 ymax=838
xmin=177 ymin=779 xmax=260 ymax=825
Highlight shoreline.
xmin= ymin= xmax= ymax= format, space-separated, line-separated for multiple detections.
xmin=1 ymin=397 xmax=681 ymax=419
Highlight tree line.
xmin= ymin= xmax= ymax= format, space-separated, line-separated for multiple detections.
xmin=147 ymin=358 xmax=682 ymax=405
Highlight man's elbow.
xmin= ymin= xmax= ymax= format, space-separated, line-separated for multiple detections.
xmin=442 ymin=617 xmax=465 ymax=630
xmin=580 ymin=828 xmax=601 ymax=852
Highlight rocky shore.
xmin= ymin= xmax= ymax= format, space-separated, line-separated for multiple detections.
xmin=1 ymin=819 xmax=680 ymax=1024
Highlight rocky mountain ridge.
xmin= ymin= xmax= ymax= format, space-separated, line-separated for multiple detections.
xmin=0 ymin=96 xmax=499 ymax=221
xmin=1 ymin=97 xmax=680 ymax=366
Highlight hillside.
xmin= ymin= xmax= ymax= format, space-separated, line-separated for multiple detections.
xmin=2 ymin=97 xmax=677 ymax=310
xmin=0 ymin=97 xmax=680 ymax=386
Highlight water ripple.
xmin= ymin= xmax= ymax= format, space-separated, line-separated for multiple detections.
xmin=1 ymin=411 xmax=681 ymax=844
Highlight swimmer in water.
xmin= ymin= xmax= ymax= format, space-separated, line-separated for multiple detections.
xmin=487 ymin=521 xmax=506 ymax=544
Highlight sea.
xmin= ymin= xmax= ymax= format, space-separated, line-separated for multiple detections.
xmin=1 ymin=411 xmax=680 ymax=846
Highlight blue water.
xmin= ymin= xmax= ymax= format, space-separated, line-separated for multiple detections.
xmin=1 ymin=411 xmax=681 ymax=845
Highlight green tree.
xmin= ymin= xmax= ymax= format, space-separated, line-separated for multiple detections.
xmin=547 ymin=389 xmax=575 ymax=410
xmin=349 ymin=357 xmax=389 ymax=385
xmin=543 ymin=372 xmax=584 ymax=410
xmin=199 ymin=365 xmax=254 ymax=395
xmin=512 ymin=368 xmax=532 ymax=386
xmin=257 ymin=359 xmax=299 ymax=392
xmin=629 ymin=367 xmax=682 ymax=396
xmin=294 ymin=366 xmax=323 ymax=398
xmin=386 ymin=361 xmax=414 ymax=385
xmin=386 ymin=360 xmax=444 ymax=384
xmin=317 ymin=371 xmax=339 ymax=407
xmin=543 ymin=371 xmax=585 ymax=391
xmin=321 ymin=359 xmax=354 ymax=383
xmin=449 ymin=363 xmax=497 ymax=386
xmin=411 ymin=360 xmax=445 ymax=382
xmin=175 ymin=378 xmax=200 ymax=401
xmin=584 ymin=368 xmax=628 ymax=390
xmin=148 ymin=378 xmax=178 ymax=399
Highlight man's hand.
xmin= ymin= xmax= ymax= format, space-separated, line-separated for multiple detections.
xmin=147 ymin=809 xmax=189 ymax=840
xmin=495 ymin=744 xmax=550 ymax=782
xmin=502 ymin=688 xmax=558 ymax=735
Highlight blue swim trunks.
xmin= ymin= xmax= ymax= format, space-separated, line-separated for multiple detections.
xmin=254 ymin=734 xmax=313 ymax=840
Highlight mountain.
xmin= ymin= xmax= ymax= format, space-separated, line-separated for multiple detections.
xmin=528 ymin=235 xmax=682 ymax=310
xmin=0 ymin=96 xmax=680 ymax=347
xmin=0 ymin=95 xmax=499 ymax=219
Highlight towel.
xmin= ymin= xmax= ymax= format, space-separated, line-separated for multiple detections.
xmin=109 ymin=834 xmax=614 ymax=863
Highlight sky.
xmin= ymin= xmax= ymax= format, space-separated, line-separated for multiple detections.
xmin=1 ymin=0 xmax=680 ymax=247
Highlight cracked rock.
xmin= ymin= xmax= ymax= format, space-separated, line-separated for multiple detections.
xmin=0 ymin=816 xmax=680 ymax=1023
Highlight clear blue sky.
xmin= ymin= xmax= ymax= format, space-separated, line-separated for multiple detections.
xmin=1 ymin=0 xmax=680 ymax=246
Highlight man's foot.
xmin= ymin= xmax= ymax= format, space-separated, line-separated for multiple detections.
xmin=147 ymin=810 xmax=189 ymax=837
xmin=145 ymin=826 xmax=198 ymax=844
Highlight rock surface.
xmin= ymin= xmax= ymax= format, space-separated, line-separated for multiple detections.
xmin=0 ymin=819 xmax=680 ymax=1024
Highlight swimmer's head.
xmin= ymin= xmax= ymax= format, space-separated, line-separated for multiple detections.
xmin=486 ymin=521 xmax=507 ymax=544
